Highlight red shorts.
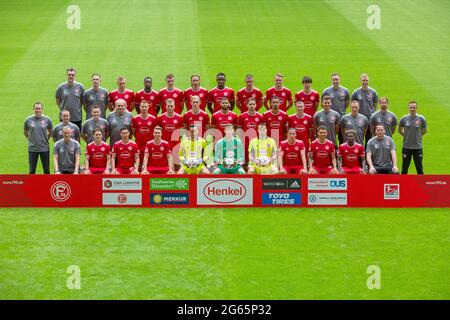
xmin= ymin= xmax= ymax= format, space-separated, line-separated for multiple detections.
xmin=283 ymin=165 xmax=304 ymax=174
xmin=146 ymin=166 xmax=169 ymax=174
xmin=313 ymin=165 xmax=333 ymax=174
xmin=115 ymin=166 xmax=135 ymax=174
xmin=138 ymin=147 xmax=146 ymax=171
xmin=342 ymin=166 xmax=363 ymax=174
xmin=89 ymin=167 xmax=106 ymax=174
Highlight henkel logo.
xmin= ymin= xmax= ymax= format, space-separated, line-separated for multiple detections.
xmin=287 ymin=152 xmax=298 ymax=159
xmin=139 ymin=127 xmax=150 ymax=134
xmin=384 ymin=184 xmax=400 ymax=200
xmin=347 ymin=154 xmax=357 ymax=161
xmin=50 ymin=181 xmax=71 ymax=202
xmin=317 ymin=150 xmax=328 ymax=158
xmin=166 ymin=124 xmax=175 ymax=131
xmin=152 ymin=152 xmax=163 ymax=159
xmin=93 ymin=152 xmax=104 ymax=160
xmin=295 ymin=125 xmax=305 ymax=132
xmin=271 ymin=121 xmax=281 ymax=128
xmin=197 ymin=178 xmax=253 ymax=205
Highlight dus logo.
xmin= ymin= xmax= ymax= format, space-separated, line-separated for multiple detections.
xmin=330 ymin=180 xmax=346 ymax=188
xmin=50 ymin=181 xmax=71 ymax=202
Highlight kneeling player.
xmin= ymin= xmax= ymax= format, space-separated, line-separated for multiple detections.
xmin=308 ymin=126 xmax=339 ymax=174
xmin=141 ymin=126 xmax=175 ymax=174
xmin=214 ymin=124 xmax=245 ymax=174
xmin=111 ymin=127 xmax=140 ymax=174
xmin=247 ymin=123 xmax=279 ymax=174
xmin=84 ymin=128 xmax=111 ymax=174
xmin=279 ymin=128 xmax=308 ymax=174
xmin=337 ymin=130 xmax=365 ymax=174
xmin=178 ymin=124 xmax=210 ymax=174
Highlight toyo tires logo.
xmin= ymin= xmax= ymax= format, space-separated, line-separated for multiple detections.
xmin=50 ymin=181 xmax=71 ymax=202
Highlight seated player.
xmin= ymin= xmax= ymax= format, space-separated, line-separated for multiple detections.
xmin=84 ymin=128 xmax=111 ymax=174
xmin=247 ymin=123 xmax=279 ymax=174
xmin=213 ymin=124 xmax=245 ymax=174
xmin=278 ymin=128 xmax=308 ymax=174
xmin=141 ymin=126 xmax=175 ymax=174
xmin=337 ymin=130 xmax=365 ymax=174
xmin=366 ymin=124 xmax=399 ymax=174
xmin=308 ymin=125 xmax=339 ymax=174
xmin=111 ymin=127 xmax=140 ymax=174
xmin=178 ymin=124 xmax=210 ymax=174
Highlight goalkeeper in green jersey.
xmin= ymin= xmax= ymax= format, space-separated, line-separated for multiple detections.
xmin=213 ymin=124 xmax=245 ymax=174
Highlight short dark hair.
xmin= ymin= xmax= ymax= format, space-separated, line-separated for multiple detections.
xmin=120 ymin=127 xmax=130 ymax=133
xmin=33 ymin=102 xmax=43 ymax=109
xmin=144 ymin=76 xmax=152 ymax=82
xmin=93 ymin=128 xmax=103 ymax=135
xmin=66 ymin=67 xmax=76 ymax=73
xmin=216 ymin=72 xmax=226 ymax=78
xmin=317 ymin=125 xmax=327 ymax=132
xmin=191 ymin=74 xmax=200 ymax=81
xmin=322 ymin=95 xmax=331 ymax=102
xmin=408 ymin=100 xmax=418 ymax=106
xmin=166 ymin=73 xmax=174 ymax=80
xmin=302 ymin=76 xmax=312 ymax=84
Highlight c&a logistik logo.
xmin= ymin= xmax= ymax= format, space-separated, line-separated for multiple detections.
xmin=150 ymin=193 xmax=189 ymax=205
xmin=50 ymin=181 xmax=72 ymax=202
xmin=384 ymin=184 xmax=400 ymax=200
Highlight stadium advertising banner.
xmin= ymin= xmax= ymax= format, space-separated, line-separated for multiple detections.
xmin=0 ymin=174 xmax=449 ymax=208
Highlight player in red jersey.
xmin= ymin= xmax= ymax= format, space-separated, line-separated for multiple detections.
xmin=141 ymin=126 xmax=175 ymax=174
xmin=295 ymin=76 xmax=320 ymax=118
xmin=211 ymin=97 xmax=238 ymax=138
xmin=134 ymin=77 xmax=160 ymax=116
xmin=156 ymin=98 xmax=184 ymax=150
xmin=111 ymin=127 xmax=140 ymax=174
xmin=263 ymin=96 xmax=289 ymax=145
xmin=236 ymin=74 xmax=263 ymax=113
xmin=108 ymin=76 xmax=135 ymax=112
xmin=84 ymin=128 xmax=111 ymax=174
xmin=184 ymin=74 xmax=208 ymax=111
xmin=131 ymin=100 xmax=157 ymax=171
xmin=159 ymin=73 xmax=184 ymax=114
xmin=263 ymin=73 xmax=293 ymax=112
xmin=183 ymin=95 xmax=210 ymax=136
xmin=337 ymin=130 xmax=365 ymax=174
xmin=278 ymin=128 xmax=308 ymax=174
xmin=308 ymin=125 xmax=339 ymax=174
xmin=207 ymin=73 xmax=235 ymax=114
xmin=287 ymin=100 xmax=313 ymax=151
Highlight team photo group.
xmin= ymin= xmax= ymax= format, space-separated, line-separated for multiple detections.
xmin=24 ymin=68 xmax=427 ymax=176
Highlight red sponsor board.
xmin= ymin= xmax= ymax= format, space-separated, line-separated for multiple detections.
xmin=0 ymin=174 xmax=449 ymax=208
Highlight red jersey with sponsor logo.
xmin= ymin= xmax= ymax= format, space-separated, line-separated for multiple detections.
xmin=157 ymin=112 xmax=184 ymax=148
xmin=86 ymin=142 xmax=110 ymax=168
xmin=280 ymin=139 xmax=306 ymax=166
xmin=109 ymin=89 xmax=135 ymax=112
xmin=287 ymin=113 xmax=313 ymax=148
xmin=211 ymin=110 xmax=238 ymax=136
xmin=183 ymin=110 xmax=210 ymax=134
xmin=208 ymin=87 xmax=235 ymax=113
xmin=295 ymin=90 xmax=320 ymax=117
xmin=159 ymin=87 xmax=184 ymax=114
xmin=309 ymin=139 xmax=335 ymax=168
xmin=263 ymin=110 xmax=288 ymax=140
xmin=264 ymin=87 xmax=292 ymax=111
xmin=238 ymin=112 xmax=265 ymax=133
xmin=144 ymin=140 xmax=171 ymax=168
xmin=131 ymin=114 xmax=157 ymax=149
xmin=134 ymin=89 xmax=160 ymax=116
xmin=184 ymin=87 xmax=208 ymax=111
xmin=236 ymin=87 xmax=263 ymax=112
xmin=112 ymin=140 xmax=139 ymax=169
xmin=338 ymin=142 xmax=365 ymax=168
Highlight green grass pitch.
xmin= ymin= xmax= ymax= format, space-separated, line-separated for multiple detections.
xmin=0 ymin=0 xmax=449 ymax=299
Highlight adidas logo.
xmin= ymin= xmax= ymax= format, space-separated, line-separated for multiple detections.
xmin=290 ymin=180 xmax=300 ymax=188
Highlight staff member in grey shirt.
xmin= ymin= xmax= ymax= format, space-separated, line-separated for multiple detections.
xmin=55 ymin=67 xmax=85 ymax=130
xmin=81 ymin=105 xmax=109 ymax=144
xmin=366 ymin=124 xmax=399 ymax=174
xmin=313 ymin=95 xmax=340 ymax=147
xmin=399 ymin=101 xmax=427 ymax=174
xmin=54 ymin=126 xmax=81 ymax=174
xmin=51 ymin=110 xmax=80 ymax=142
xmin=107 ymin=99 xmax=133 ymax=146
xmin=370 ymin=97 xmax=398 ymax=137
xmin=340 ymin=100 xmax=369 ymax=145
xmin=24 ymin=102 xmax=53 ymax=174
xmin=83 ymin=73 xmax=109 ymax=120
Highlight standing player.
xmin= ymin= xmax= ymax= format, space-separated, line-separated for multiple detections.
xmin=107 ymin=99 xmax=133 ymax=146
xmin=247 ymin=123 xmax=279 ymax=174
xmin=294 ymin=76 xmax=320 ymax=118
xmin=108 ymin=76 xmax=135 ymax=112
xmin=159 ymin=74 xmax=184 ymax=114
xmin=55 ymin=67 xmax=84 ymax=129
xmin=83 ymin=73 xmax=109 ymax=119
xmin=211 ymin=97 xmax=238 ymax=138
xmin=208 ymin=73 xmax=235 ymax=113
xmin=24 ymin=102 xmax=53 ymax=174
xmin=111 ymin=127 xmax=140 ymax=174
xmin=264 ymin=73 xmax=293 ymax=112
xmin=177 ymin=125 xmax=210 ymax=174
xmin=84 ymin=128 xmax=111 ymax=174
xmin=313 ymin=95 xmax=341 ymax=148
xmin=51 ymin=110 xmax=80 ymax=142
xmin=157 ymin=98 xmax=184 ymax=151
xmin=370 ymin=97 xmax=398 ymax=137
xmin=213 ymin=124 xmax=245 ymax=174
xmin=340 ymin=100 xmax=369 ymax=146
xmin=263 ymin=96 xmax=289 ymax=145
xmin=398 ymin=101 xmax=427 ymax=174
xmin=183 ymin=95 xmax=210 ymax=136
xmin=337 ymin=130 xmax=365 ymax=174
xmin=134 ymin=77 xmax=160 ymax=116
xmin=287 ymin=100 xmax=313 ymax=151
xmin=308 ymin=126 xmax=339 ymax=174
xmin=132 ymin=100 xmax=157 ymax=171
xmin=366 ymin=125 xmax=399 ymax=174
xmin=278 ymin=128 xmax=308 ymax=174
xmin=53 ymin=126 xmax=81 ymax=174
xmin=183 ymin=74 xmax=208 ymax=112
xmin=81 ymin=105 xmax=109 ymax=144
xmin=236 ymin=74 xmax=263 ymax=113
xmin=142 ymin=126 xmax=175 ymax=174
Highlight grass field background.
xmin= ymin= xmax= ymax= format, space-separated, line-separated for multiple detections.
xmin=0 ymin=0 xmax=449 ymax=299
